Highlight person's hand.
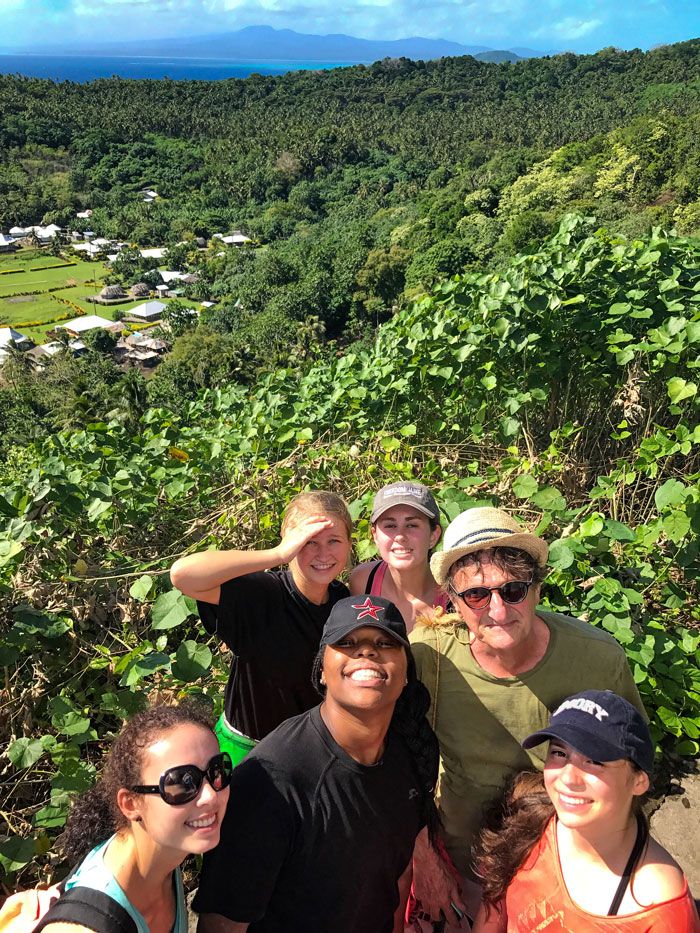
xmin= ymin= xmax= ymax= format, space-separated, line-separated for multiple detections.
xmin=412 ymin=829 xmax=467 ymax=929
xmin=275 ymin=515 xmax=333 ymax=564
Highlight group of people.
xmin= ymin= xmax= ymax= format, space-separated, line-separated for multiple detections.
xmin=13 ymin=484 xmax=699 ymax=932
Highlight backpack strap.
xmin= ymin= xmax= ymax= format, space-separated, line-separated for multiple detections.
xmin=33 ymin=887 xmax=138 ymax=933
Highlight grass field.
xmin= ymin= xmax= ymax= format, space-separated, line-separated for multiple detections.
xmin=0 ymin=249 xmax=170 ymax=343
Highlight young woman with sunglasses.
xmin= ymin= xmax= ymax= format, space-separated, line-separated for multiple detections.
xmin=39 ymin=705 xmax=232 ymax=933
xmin=472 ymin=690 xmax=699 ymax=932
xmin=170 ymin=491 xmax=353 ymax=765
xmin=350 ymin=482 xmax=446 ymax=634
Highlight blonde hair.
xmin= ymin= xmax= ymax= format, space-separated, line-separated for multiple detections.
xmin=281 ymin=491 xmax=353 ymax=539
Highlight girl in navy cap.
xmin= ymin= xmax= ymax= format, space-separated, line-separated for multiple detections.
xmin=472 ymin=690 xmax=699 ymax=932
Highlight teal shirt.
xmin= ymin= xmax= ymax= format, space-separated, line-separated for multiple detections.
xmin=65 ymin=836 xmax=187 ymax=933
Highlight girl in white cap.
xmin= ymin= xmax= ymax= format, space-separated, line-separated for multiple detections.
xmin=472 ymin=690 xmax=699 ymax=932
xmin=350 ymin=481 xmax=446 ymax=633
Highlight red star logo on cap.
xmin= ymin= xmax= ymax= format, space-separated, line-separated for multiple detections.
xmin=351 ymin=597 xmax=385 ymax=621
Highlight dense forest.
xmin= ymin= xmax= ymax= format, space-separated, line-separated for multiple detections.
xmin=2 ymin=41 xmax=700 ymax=448
xmin=2 ymin=214 xmax=699 ymax=884
xmin=1 ymin=42 xmax=700 ymax=886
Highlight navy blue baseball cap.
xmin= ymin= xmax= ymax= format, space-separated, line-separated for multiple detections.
xmin=320 ymin=595 xmax=409 ymax=649
xmin=522 ymin=690 xmax=654 ymax=774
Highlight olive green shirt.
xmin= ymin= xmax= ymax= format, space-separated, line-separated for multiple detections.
xmin=410 ymin=610 xmax=645 ymax=876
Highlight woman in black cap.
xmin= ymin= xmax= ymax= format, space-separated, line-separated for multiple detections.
xmin=193 ymin=595 xmax=440 ymax=933
xmin=351 ymin=481 xmax=446 ymax=633
xmin=472 ymin=690 xmax=699 ymax=932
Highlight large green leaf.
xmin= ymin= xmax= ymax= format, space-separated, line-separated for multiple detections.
xmin=547 ymin=539 xmax=575 ymax=570
xmin=512 ymin=474 xmax=538 ymax=499
xmin=151 ymin=590 xmax=196 ymax=630
xmin=655 ymin=479 xmax=687 ymax=510
xmin=667 ymin=377 xmax=697 ymax=404
xmin=12 ymin=606 xmax=70 ymax=639
xmin=7 ymin=738 xmax=45 ymax=769
xmin=129 ymin=574 xmax=155 ymax=602
xmin=0 ymin=835 xmax=35 ymax=874
xmin=662 ymin=511 xmax=691 ymax=543
xmin=172 ymin=641 xmax=213 ymax=682
xmin=121 ymin=651 xmax=171 ymax=687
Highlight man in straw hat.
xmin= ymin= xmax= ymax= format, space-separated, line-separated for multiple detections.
xmin=408 ymin=506 xmax=646 ymax=928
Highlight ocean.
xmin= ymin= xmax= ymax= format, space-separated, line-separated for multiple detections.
xmin=0 ymin=54 xmax=360 ymax=83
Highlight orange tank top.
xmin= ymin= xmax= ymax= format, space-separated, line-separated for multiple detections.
xmin=505 ymin=818 xmax=700 ymax=932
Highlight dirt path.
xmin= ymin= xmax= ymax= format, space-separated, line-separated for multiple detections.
xmin=650 ymin=765 xmax=700 ymax=894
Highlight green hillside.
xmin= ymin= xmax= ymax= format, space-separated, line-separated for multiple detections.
xmin=1 ymin=215 xmax=699 ymax=883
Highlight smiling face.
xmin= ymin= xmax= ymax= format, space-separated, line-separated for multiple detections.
xmin=123 ymin=723 xmax=230 ymax=858
xmin=449 ymin=557 xmax=540 ymax=654
xmin=320 ymin=625 xmax=408 ymax=714
xmin=543 ymin=739 xmax=648 ymax=832
xmin=290 ymin=515 xmax=352 ymax=588
xmin=372 ymin=505 xmax=441 ymax=571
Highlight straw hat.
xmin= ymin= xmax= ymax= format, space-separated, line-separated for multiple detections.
xmin=430 ymin=507 xmax=548 ymax=586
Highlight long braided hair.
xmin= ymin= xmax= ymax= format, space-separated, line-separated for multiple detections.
xmin=312 ymin=646 xmax=441 ymax=846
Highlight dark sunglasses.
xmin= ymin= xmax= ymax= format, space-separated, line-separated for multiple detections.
xmin=128 ymin=752 xmax=233 ymax=806
xmin=451 ymin=580 xmax=532 ymax=611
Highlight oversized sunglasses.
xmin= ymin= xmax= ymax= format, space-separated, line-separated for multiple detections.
xmin=451 ymin=580 xmax=532 ymax=610
xmin=128 ymin=752 xmax=233 ymax=805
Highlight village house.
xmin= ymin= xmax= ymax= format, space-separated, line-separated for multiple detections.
xmin=0 ymin=326 xmax=33 ymax=364
xmin=73 ymin=242 xmax=104 ymax=257
xmin=58 ymin=315 xmax=122 ymax=338
xmin=76 ymin=209 xmax=93 ymax=219
xmin=114 ymin=331 xmax=169 ymax=369
xmin=126 ymin=300 xmax=167 ymax=323
xmin=9 ymin=223 xmax=62 ymax=242
xmin=213 ymin=231 xmax=252 ymax=246
xmin=90 ymin=284 xmax=128 ymax=305
xmin=27 ymin=339 xmax=87 ymax=367
xmin=0 ymin=233 xmax=17 ymax=252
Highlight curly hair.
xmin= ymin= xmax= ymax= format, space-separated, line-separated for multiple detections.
xmin=311 ymin=646 xmax=441 ymax=846
xmin=60 ymin=702 xmax=214 ymax=866
xmin=281 ymin=491 xmax=353 ymax=539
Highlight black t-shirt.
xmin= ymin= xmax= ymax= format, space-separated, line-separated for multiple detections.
xmin=193 ymin=705 xmax=424 ymax=933
xmin=198 ymin=570 xmax=349 ymax=739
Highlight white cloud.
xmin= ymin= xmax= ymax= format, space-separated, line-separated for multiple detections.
xmin=538 ymin=16 xmax=603 ymax=39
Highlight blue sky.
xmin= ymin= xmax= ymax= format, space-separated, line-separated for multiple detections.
xmin=4 ymin=0 xmax=699 ymax=52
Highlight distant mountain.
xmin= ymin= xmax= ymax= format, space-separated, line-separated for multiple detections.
xmin=509 ymin=46 xmax=559 ymax=58
xmin=474 ymin=50 xmax=522 ymax=63
xmin=25 ymin=25 xmax=550 ymax=64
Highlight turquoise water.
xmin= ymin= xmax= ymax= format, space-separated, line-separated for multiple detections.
xmin=0 ymin=54 xmax=361 ymax=82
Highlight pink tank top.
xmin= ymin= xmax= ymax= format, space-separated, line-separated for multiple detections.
xmin=368 ymin=560 xmax=449 ymax=610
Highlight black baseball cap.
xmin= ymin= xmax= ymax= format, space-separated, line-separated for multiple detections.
xmin=522 ymin=689 xmax=654 ymax=774
xmin=320 ymin=595 xmax=409 ymax=649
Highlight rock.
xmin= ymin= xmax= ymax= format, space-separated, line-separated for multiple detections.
xmin=650 ymin=766 xmax=700 ymax=895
